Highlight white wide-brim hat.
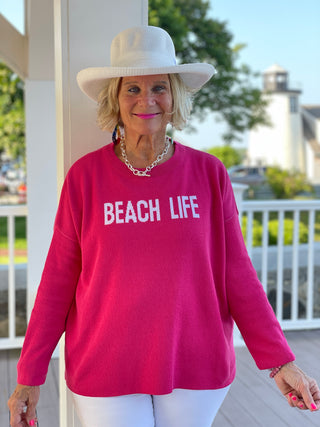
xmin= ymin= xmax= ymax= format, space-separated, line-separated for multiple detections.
xmin=77 ymin=26 xmax=217 ymax=102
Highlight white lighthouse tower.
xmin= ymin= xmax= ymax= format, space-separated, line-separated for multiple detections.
xmin=248 ymin=64 xmax=305 ymax=173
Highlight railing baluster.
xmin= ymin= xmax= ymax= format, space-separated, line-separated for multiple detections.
xmin=261 ymin=210 xmax=269 ymax=292
xmin=8 ymin=215 xmax=16 ymax=340
xmin=246 ymin=210 xmax=253 ymax=259
xmin=277 ymin=210 xmax=284 ymax=320
xmin=291 ymin=210 xmax=300 ymax=321
xmin=307 ymin=210 xmax=315 ymax=320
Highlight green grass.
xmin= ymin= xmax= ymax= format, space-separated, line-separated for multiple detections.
xmin=0 ymin=256 xmax=27 ymax=264
xmin=0 ymin=216 xmax=27 ymax=264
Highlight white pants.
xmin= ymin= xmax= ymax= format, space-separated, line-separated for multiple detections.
xmin=71 ymin=387 xmax=230 ymax=427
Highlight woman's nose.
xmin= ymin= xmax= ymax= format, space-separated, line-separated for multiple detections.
xmin=137 ymin=92 xmax=156 ymax=105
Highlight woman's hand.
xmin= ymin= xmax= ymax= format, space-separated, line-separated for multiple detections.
xmin=273 ymin=362 xmax=320 ymax=411
xmin=8 ymin=384 xmax=40 ymax=426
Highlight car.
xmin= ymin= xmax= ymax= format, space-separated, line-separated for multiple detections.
xmin=227 ymin=165 xmax=267 ymax=186
xmin=4 ymin=168 xmax=26 ymax=194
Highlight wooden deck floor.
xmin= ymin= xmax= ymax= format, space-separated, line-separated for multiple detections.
xmin=1 ymin=330 xmax=319 ymax=427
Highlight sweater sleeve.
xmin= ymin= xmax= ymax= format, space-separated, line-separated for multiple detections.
xmin=224 ymin=213 xmax=295 ymax=369
xmin=217 ymin=166 xmax=295 ymax=369
xmin=17 ymin=176 xmax=82 ymax=386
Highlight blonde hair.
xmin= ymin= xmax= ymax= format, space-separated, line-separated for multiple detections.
xmin=97 ymin=74 xmax=194 ymax=132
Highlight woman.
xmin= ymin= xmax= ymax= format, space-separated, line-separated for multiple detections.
xmin=8 ymin=26 xmax=319 ymax=427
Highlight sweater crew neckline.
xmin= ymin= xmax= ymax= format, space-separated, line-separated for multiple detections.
xmin=106 ymin=141 xmax=181 ymax=179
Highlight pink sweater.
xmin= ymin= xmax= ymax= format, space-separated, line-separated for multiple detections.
xmin=18 ymin=142 xmax=295 ymax=396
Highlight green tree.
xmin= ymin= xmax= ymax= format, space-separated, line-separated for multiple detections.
xmin=0 ymin=62 xmax=25 ymax=162
xmin=266 ymin=167 xmax=314 ymax=199
xmin=149 ymin=0 xmax=269 ymax=143
xmin=206 ymin=145 xmax=242 ymax=169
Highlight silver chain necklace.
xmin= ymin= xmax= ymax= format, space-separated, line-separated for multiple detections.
xmin=119 ymin=135 xmax=171 ymax=177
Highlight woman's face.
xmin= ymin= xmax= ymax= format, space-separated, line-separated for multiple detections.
xmin=118 ymin=74 xmax=173 ymax=138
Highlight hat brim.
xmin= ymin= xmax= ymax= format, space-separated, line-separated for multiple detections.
xmin=77 ymin=63 xmax=216 ymax=102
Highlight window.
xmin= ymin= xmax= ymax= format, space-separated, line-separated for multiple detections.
xmin=290 ymin=96 xmax=298 ymax=113
xmin=277 ymin=75 xmax=286 ymax=82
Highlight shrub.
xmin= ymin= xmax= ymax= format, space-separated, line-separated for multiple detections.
xmin=241 ymin=216 xmax=309 ymax=246
xmin=266 ymin=167 xmax=314 ymax=199
xmin=241 ymin=216 xmax=263 ymax=247
xmin=268 ymin=219 xmax=309 ymax=245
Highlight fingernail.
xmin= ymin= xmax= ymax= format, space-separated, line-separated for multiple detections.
xmin=288 ymin=392 xmax=293 ymax=397
xmin=299 ymin=403 xmax=304 ymax=408
xmin=311 ymin=403 xmax=317 ymax=410
xmin=29 ymin=420 xmax=35 ymax=426
xmin=292 ymin=396 xmax=297 ymax=401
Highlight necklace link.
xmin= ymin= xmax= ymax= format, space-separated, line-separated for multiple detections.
xmin=120 ymin=136 xmax=171 ymax=177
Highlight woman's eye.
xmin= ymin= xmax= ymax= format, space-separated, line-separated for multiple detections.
xmin=153 ymin=85 xmax=166 ymax=93
xmin=126 ymin=85 xmax=168 ymax=94
xmin=128 ymin=87 xmax=140 ymax=93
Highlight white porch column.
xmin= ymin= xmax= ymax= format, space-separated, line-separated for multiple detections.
xmin=25 ymin=0 xmax=57 ymax=317
xmin=53 ymin=1 xmax=148 ymax=425
xmin=232 ymin=183 xmax=248 ymax=218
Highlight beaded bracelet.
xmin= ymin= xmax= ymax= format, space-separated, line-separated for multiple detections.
xmin=269 ymin=365 xmax=283 ymax=378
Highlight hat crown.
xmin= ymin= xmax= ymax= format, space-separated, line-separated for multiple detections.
xmin=77 ymin=26 xmax=216 ymax=102
xmin=110 ymin=26 xmax=177 ymax=68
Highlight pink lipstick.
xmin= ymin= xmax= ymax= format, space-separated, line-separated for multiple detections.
xmin=134 ymin=113 xmax=159 ymax=119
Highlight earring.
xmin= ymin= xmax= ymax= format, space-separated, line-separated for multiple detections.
xmin=112 ymin=123 xmax=121 ymax=145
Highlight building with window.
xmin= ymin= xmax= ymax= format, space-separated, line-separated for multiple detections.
xmin=248 ymin=64 xmax=320 ymax=184
xmin=302 ymin=105 xmax=320 ymax=184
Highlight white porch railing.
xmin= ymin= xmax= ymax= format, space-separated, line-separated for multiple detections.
xmin=240 ymin=199 xmax=320 ymax=330
xmin=1 ymin=197 xmax=319 ymax=347
xmin=0 ymin=204 xmax=28 ymax=349
xmin=1 ymin=199 xmax=319 ymax=351
xmin=1 ymin=199 xmax=319 ymax=427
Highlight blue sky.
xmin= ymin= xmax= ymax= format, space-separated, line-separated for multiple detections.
xmin=0 ymin=0 xmax=24 ymax=34
xmin=1 ymin=0 xmax=319 ymax=149
xmin=209 ymin=0 xmax=320 ymax=104
xmin=180 ymin=0 xmax=320 ymax=148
